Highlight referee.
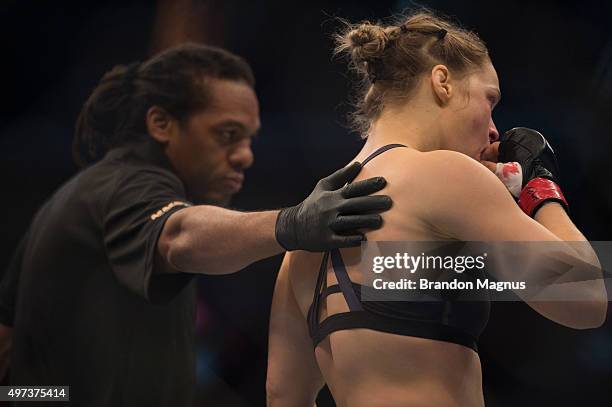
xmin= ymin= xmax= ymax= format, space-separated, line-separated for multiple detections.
xmin=0 ymin=44 xmax=391 ymax=406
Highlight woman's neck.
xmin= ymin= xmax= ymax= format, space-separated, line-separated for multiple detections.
xmin=363 ymin=104 xmax=443 ymax=153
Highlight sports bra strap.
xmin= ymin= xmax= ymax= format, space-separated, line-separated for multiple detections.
xmin=330 ymin=249 xmax=363 ymax=311
xmin=330 ymin=143 xmax=407 ymax=312
xmin=319 ymin=284 xmax=341 ymax=299
xmin=361 ymin=143 xmax=407 ymax=166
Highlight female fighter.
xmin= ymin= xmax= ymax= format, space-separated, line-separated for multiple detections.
xmin=266 ymin=10 xmax=607 ymax=407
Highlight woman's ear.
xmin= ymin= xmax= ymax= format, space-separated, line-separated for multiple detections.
xmin=430 ymin=64 xmax=452 ymax=106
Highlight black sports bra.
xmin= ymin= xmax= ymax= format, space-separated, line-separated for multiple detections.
xmin=307 ymin=144 xmax=490 ymax=351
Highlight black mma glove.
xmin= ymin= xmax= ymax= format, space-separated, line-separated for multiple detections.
xmin=275 ymin=162 xmax=392 ymax=251
xmin=498 ymin=127 xmax=568 ymax=217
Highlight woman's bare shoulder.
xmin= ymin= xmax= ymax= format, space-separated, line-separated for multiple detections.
xmin=375 ymin=148 xmax=497 ymax=190
xmin=360 ymin=147 xmax=483 ymax=179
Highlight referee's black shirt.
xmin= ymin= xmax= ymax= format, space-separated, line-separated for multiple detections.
xmin=0 ymin=140 xmax=197 ymax=406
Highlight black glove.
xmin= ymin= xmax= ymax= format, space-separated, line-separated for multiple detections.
xmin=499 ymin=127 xmax=562 ymax=187
xmin=275 ymin=162 xmax=392 ymax=251
xmin=498 ymin=127 xmax=568 ymax=217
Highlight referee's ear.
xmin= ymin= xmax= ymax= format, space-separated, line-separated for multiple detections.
xmin=146 ymin=106 xmax=177 ymax=145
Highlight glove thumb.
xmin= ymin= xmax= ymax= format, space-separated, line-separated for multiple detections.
xmin=320 ymin=161 xmax=362 ymax=190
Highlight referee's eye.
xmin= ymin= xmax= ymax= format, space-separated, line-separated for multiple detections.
xmin=217 ymin=129 xmax=240 ymax=144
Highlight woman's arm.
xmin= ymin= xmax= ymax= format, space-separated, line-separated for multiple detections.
xmin=533 ymin=202 xmax=599 ymax=265
xmin=267 ymin=253 xmax=324 ymax=407
xmin=411 ymin=150 xmax=607 ymax=328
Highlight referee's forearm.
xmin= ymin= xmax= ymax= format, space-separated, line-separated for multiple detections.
xmin=157 ymin=206 xmax=285 ymax=275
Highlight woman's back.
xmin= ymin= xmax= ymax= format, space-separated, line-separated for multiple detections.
xmin=285 ymin=146 xmax=485 ymax=407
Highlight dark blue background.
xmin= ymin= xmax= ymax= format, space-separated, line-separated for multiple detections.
xmin=1 ymin=0 xmax=611 ymax=405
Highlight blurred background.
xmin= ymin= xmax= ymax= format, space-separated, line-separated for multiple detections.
xmin=1 ymin=0 xmax=611 ymax=405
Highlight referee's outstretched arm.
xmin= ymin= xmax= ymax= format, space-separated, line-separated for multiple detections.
xmin=156 ymin=162 xmax=392 ymax=275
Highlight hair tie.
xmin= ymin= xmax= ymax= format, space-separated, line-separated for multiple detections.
xmin=399 ymin=25 xmax=446 ymax=40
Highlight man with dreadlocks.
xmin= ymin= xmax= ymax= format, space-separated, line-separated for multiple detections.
xmin=0 ymin=43 xmax=391 ymax=406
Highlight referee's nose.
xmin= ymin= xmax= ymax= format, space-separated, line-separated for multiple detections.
xmin=229 ymin=140 xmax=254 ymax=171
